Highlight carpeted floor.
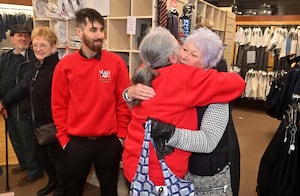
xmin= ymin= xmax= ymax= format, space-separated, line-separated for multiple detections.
xmin=232 ymin=104 xmax=280 ymax=196
xmin=0 ymin=105 xmax=280 ymax=196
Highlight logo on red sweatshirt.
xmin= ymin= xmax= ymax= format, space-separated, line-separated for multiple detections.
xmin=99 ymin=70 xmax=111 ymax=82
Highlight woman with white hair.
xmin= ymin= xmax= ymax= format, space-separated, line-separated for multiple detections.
xmin=122 ymin=27 xmax=244 ymax=193
xmin=125 ymin=27 xmax=240 ymax=195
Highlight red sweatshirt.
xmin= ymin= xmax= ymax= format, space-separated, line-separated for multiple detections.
xmin=51 ymin=50 xmax=131 ymax=147
xmin=123 ymin=63 xmax=245 ymax=185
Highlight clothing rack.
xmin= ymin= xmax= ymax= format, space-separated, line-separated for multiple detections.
xmin=0 ymin=3 xmax=33 ymax=15
xmin=256 ymin=62 xmax=300 ymax=196
xmin=257 ymin=113 xmax=299 ymax=195
xmin=234 ymin=15 xmax=300 ymax=71
xmin=0 ymin=4 xmax=33 ymax=43
xmin=233 ymin=16 xmax=300 ymax=104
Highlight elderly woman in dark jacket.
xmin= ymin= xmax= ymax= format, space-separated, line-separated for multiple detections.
xmin=29 ymin=26 xmax=66 ymax=196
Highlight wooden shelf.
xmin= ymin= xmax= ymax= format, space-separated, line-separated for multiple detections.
xmin=32 ymin=0 xmax=235 ymax=76
xmin=191 ymin=0 xmax=227 ymax=41
xmin=236 ymin=15 xmax=300 ymax=25
xmin=33 ymin=0 xmax=156 ymax=77
xmin=191 ymin=1 xmax=234 ymax=66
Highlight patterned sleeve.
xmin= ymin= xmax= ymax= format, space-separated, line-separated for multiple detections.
xmin=167 ymin=103 xmax=229 ymax=153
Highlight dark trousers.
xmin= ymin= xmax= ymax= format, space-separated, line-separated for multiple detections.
xmin=6 ymin=108 xmax=42 ymax=178
xmin=33 ymin=138 xmax=66 ymax=192
xmin=65 ymin=135 xmax=122 ymax=196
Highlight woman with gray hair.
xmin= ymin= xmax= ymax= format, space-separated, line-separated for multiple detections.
xmin=122 ymin=27 xmax=245 ymax=192
xmin=182 ymin=27 xmax=224 ymax=69
xmin=124 ymin=27 xmax=240 ymax=195
xmin=174 ymin=27 xmax=239 ymax=196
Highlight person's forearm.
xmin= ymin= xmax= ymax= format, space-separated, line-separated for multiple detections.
xmin=167 ymin=104 xmax=229 ymax=153
xmin=123 ymin=83 xmax=155 ymax=102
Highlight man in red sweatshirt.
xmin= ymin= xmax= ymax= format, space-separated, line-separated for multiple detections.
xmin=51 ymin=8 xmax=131 ymax=196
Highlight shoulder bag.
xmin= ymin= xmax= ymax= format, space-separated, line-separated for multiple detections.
xmin=184 ymin=105 xmax=233 ymax=195
xmin=185 ymin=164 xmax=232 ymax=196
xmin=31 ymin=69 xmax=58 ymax=146
xmin=129 ymin=119 xmax=195 ymax=196
xmin=35 ymin=123 xmax=57 ymax=145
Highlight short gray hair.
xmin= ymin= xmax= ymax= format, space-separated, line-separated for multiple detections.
xmin=185 ymin=28 xmax=224 ymax=69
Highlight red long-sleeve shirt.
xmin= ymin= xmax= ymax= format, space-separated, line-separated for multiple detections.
xmin=123 ymin=63 xmax=245 ymax=185
xmin=51 ymin=50 xmax=131 ymax=147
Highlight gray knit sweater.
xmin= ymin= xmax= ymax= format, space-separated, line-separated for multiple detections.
xmin=167 ymin=103 xmax=229 ymax=153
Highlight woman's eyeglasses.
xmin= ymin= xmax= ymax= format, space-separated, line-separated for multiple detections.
xmin=32 ymin=44 xmax=50 ymax=50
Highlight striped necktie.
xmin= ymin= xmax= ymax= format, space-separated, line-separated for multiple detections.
xmin=159 ymin=0 xmax=167 ymax=28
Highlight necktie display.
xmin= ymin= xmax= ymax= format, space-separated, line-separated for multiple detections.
xmin=159 ymin=0 xmax=167 ymax=28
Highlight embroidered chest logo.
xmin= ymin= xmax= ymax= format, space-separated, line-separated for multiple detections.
xmin=99 ymin=69 xmax=112 ymax=82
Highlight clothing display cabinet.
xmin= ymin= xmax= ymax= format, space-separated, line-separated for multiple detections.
xmin=107 ymin=0 xmax=156 ymax=77
xmin=192 ymin=0 xmax=227 ymax=39
xmin=190 ymin=0 xmax=236 ymax=67
xmin=32 ymin=0 xmax=157 ymax=77
xmin=32 ymin=0 xmax=234 ymax=76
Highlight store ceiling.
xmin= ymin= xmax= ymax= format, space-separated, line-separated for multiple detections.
xmin=205 ymin=0 xmax=300 ymax=15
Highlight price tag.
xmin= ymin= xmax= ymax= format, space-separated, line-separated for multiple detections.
xmin=127 ymin=16 xmax=136 ymax=35
xmin=290 ymin=144 xmax=295 ymax=151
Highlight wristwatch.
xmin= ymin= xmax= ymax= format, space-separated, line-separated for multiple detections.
xmin=122 ymin=88 xmax=133 ymax=102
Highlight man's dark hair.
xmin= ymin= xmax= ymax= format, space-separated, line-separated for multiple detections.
xmin=75 ymin=8 xmax=105 ymax=27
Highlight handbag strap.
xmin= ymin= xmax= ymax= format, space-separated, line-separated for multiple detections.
xmin=130 ymin=119 xmax=195 ymax=196
xmin=30 ymin=69 xmax=40 ymax=127
xmin=130 ymin=120 xmax=157 ymax=195
xmin=158 ymin=158 xmax=195 ymax=195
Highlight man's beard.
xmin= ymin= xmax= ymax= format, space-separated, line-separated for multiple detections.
xmin=82 ymin=34 xmax=103 ymax=51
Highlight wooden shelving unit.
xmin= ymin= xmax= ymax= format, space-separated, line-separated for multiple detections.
xmin=32 ymin=0 xmax=235 ymax=76
xmin=236 ymin=15 xmax=300 ymax=26
xmin=190 ymin=1 xmax=235 ymax=67
xmin=33 ymin=0 xmax=157 ymax=77
xmin=222 ymin=7 xmax=236 ymax=67
xmin=191 ymin=0 xmax=227 ymax=40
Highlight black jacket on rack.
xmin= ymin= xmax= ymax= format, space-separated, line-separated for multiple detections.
xmin=266 ymin=65 xmax=300 ymax=120
xmin=256 ymin=107 xmax=299 ymax=196
xmin=258 ymin=65 xmax=300 ymax=195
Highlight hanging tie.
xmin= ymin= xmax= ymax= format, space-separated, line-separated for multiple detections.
xmin=159 ymin=0 xmax=167 ymax=28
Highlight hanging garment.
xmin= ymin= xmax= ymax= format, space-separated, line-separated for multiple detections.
xmin=265 ymin=67 xmax=300 ymax=119
xmin=167 ymin=11 xmax=179 ymax=40
xmin=257 ymin=102 xmax=300 ymax=196
xmin=158 ymin=0 xmax=167 ymax=28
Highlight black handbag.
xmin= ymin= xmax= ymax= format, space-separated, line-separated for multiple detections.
xmin=35 ymin=123 xmax=57 ymax=145
xmin=30 ymin=69 xmax=57 ymax=145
